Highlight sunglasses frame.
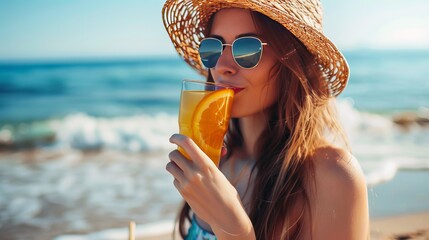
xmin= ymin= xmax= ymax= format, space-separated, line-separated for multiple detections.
xmin=199 ymin=36 xmax=268 ymax=69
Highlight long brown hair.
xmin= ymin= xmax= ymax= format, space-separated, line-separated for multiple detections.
xmin=176 ymin=9 xmax=348 ymax=240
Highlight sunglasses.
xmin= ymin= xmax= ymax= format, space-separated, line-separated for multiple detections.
xmin=198 ymin=36 xmax=268 ymax=69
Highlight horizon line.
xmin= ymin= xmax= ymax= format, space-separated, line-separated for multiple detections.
xmin=1 ymin=48 xmax=429 ymax=65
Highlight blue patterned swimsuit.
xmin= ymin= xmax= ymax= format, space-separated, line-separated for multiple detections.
xmin=185 ymin=215 xmax=217 ymax=240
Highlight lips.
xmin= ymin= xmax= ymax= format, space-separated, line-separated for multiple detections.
xmin=216 ymin=81 xmax=244 ymax=94
xmin=231 ymin=87 xmax=244 ymax=94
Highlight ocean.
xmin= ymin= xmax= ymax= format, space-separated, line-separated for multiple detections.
xmin=0 ymin=50 xmax=428 ymax=239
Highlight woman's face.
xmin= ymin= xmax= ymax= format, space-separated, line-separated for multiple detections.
xmin=209 ymin=8 xmax=278 ymax=118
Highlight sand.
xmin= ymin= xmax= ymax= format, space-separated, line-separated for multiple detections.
xmin=370 ymin=211 xmax=429 ymax=240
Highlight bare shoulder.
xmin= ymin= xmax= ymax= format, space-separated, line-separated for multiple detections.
xmin=311 ymin=145 xmax=366 ymax=190
xmin=302 ymin=145 xmax=369 ymax=239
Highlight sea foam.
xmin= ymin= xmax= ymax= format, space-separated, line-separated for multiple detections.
xmin=50 ymin=112 xmax=178 ymax=152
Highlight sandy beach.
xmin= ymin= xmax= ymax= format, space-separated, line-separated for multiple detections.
xmin=370 ymin=211 xmax=429 ymax=239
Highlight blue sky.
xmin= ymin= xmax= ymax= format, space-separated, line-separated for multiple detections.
xmin=0 ymin=0 xmax=428 ymax=60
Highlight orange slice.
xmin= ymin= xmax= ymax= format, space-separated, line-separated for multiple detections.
xmin=192 ymin=89 xmax=234 ymax=165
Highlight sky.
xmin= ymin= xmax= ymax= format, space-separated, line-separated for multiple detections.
xmin=0 ymin=0 xmax=428 ymax=60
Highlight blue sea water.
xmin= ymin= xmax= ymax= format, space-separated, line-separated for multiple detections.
xmin=0 ymin=50 xmax=428 ymax=239
xmin=0 ymin=57 xmax=197 ymax=122
xmin=342 ymin=50 xmax=429 ymax=113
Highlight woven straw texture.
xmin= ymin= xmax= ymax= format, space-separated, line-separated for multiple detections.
xmin=162 ymin=0 xmax=349 ymax=96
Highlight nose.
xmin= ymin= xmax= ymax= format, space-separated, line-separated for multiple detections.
xmin=213 ymin=46 xmax=238 ymax=76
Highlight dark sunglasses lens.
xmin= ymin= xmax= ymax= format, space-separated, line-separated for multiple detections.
xmin=199 ymin=39 xmax=222 ymax=68
xmin=233 ymin=38 xmax=262 ymax=68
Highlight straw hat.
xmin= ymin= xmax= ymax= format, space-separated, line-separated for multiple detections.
xmin=162 ymin=0 xmax=349 ymax=96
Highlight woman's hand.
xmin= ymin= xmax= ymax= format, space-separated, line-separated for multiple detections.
xmin=166 ymin=134 xmax=255 ymax=239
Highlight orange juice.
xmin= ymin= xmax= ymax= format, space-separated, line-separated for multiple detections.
xmin=179 ymin=90 xmax=211 ymax=144
xmin=179 ymin=88 xmax=234 ymax=166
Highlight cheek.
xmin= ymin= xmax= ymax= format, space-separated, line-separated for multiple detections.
xmin=230 ymin=80 xmax=277 ymax=118
xmin=255 ymin=79 xmax=278 ymax=109
xmin=230 ymin=63 xmax=278 ymax=117
xmin=254 ymin=53 xmax=279 ymax=107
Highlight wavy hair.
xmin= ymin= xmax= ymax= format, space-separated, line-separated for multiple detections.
xmin=175 ymin=10 xmax=349 ymax=240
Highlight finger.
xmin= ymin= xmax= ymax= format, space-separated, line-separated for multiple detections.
xmin=173 ymin=178 xmax=182 ymax=192
xmin=169 ymin=134 xmax=214 ymax=167
xmin=165 ymin=161 xmax=185 ymax=183
xmin=169 ymin=150 xmax=193 ymax=174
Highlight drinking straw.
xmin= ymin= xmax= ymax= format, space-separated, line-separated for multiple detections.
xmin=129 ymin=221 xmax=136 ymax=240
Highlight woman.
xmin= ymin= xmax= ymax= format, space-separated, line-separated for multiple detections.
xmin=162 ymin=0 xmax=369 ymax=239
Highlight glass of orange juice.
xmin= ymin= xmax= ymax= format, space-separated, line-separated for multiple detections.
xmin=179 ymin=80 xmax=234 ymax=166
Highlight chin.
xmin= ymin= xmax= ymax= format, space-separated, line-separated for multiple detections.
xmin=230 ymin=102 xmax=243 ymax=118
xmin=230 ymin=108 xmax=253 ymax=119
xmin=230 ymin=108 xmax=245 ymax=119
